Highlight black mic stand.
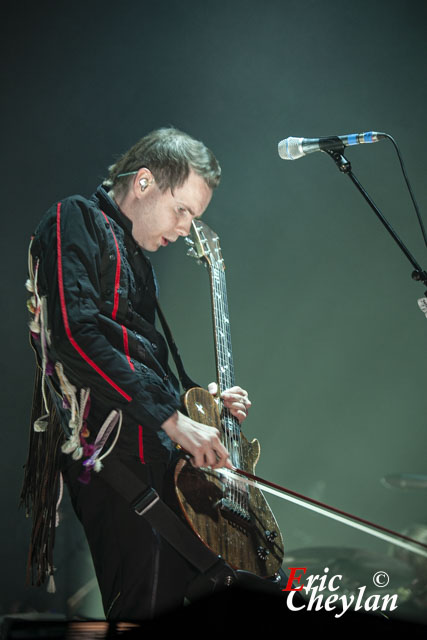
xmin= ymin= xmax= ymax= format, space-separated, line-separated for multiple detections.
xmin=324 ymin=144 xmax=427 ymax=293
xmin=325 ymin=144 xmax=427 ymax=517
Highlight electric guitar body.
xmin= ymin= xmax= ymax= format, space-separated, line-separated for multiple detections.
xmin=174 ymin=221 xmax=284 ymax=577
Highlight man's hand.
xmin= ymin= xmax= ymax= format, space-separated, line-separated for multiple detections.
xmin=161 ymin=383 xmax=251 ymax=469
xmin=208 ymin=382 xmax=251 ymax=423
xmin=161 ymin=410 xmax=232 ymax=469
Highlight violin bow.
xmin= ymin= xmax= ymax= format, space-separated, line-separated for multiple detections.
xmin=215 ymin=467 xmax=427 ymax=559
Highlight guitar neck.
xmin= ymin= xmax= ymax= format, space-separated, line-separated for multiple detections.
xmin=209 ymin=263 xmax=236 ymax=394
xmin=188 ymin=219 xmax=242 ymax=464
xmin=188 ymin=219 xmax=237 ymax=397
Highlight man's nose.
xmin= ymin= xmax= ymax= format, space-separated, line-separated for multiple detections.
xmin=176 ymin=217 xmax=193 ymax=236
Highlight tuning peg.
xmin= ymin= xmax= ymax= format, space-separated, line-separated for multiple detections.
xmin=186 ymin=248 xmax=198 ymax=258
xmin=184 ymin=237 xmax=194 ymax=246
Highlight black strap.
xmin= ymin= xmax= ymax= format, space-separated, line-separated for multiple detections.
xmin=100 ymin=455 xmax=235 ymax=586
xmin=102 ymin=297 xmax=234 ymax=586
xmin=156 ymin=300 xmax=199 ymax=391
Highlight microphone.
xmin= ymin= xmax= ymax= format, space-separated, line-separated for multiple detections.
xmin=278 ymin=131 xmax=387 ymax=160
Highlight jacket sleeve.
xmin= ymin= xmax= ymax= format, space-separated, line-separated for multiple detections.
xmin=33 ymin=197 xmax=180 ymax=432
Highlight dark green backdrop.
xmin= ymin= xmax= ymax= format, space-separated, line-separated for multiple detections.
xmin=2 ymin=0 xmax=426 ymax=620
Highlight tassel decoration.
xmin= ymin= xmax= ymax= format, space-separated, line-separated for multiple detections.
xmin=33 ymin=416 xmax=48 ymax=432
xmin=47 ymin=573 xmax=56 ymax=594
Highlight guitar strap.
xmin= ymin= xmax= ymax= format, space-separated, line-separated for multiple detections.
xmin=155 ymin=299 xmax=200 ymax=391
xmin=99 ymin=454 xmax=237 ymax=592
xmin=102 ymin=301 xmax=283 ymax=593
xmin=99 ymin=300 xmax=235 ymax=591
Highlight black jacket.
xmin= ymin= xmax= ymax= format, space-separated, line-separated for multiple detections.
xmin=29 ymin=185 xmax=181 ymax=462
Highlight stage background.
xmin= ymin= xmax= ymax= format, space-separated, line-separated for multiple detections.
xmin=1 ymin=0 xmax=426 ymax=620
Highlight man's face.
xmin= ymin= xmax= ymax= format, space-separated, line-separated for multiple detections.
xmin=130 ymin=170 xmax=213 ymax=252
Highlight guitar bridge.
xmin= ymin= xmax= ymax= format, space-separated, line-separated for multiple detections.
xmin=219 ymin=497 xmax=251 ymax=526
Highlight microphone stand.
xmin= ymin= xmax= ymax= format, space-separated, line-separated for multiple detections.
xmin=324 ymin=145 xmax=427 ymax=292
xmin=325 ymin=145 xmax=427 ymax=488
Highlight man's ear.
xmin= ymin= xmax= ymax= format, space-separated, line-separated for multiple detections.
xmin=134 ymin=168 xmax=155 ymax=197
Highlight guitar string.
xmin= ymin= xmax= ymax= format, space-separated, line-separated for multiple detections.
xmin=219 ymin=267 xmax=239 ymax=511
xmin=218 ymin=265 xmax=237 ymax=512
xmin=197 ymin=226 xmax=233 ymax=510
xmin=220 ymin=264 xmax=249 ymax=515
xmin=214 ymin=259 xmax=248 ymax=514
xmin=211 ymin=262 xmax=229 ymax=490
xmin=208 ymin=229 xmax=251 ymax=517
xmin=213 ymin=261 xmax=236 ymax=508
xmin=212 ymin=263 xmax=233 ymax=506
xmin=221 ymin=266 xmax=245 ymax=513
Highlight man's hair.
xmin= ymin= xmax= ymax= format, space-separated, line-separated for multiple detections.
xmin=105 ymin=127 xmax=221 ymax=196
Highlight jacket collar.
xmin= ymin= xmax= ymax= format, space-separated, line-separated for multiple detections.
xmin=92 ymin=184 xmax=134 ymax=236
xmin=92 ymin=185 xmax=155 ymax=274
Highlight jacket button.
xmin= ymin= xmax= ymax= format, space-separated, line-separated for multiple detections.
xmin=151 ymin=342 xmax=157 ymax=351
xmin=109 ymin=253 xmax=115 ymax=261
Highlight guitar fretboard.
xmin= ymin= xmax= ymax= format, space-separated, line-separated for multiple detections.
xmin=210 ymin=261 xmax=242 ymax=469
xmin=190 ymin=220 xmax=242 ymax=466
xmin=211 ymin=263 xmax=235 ymax=392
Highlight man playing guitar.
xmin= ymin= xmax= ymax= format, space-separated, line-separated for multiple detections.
xmin=23 ymin=127 xmax=251 ymax=619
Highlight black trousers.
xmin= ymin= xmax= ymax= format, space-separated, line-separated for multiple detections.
xmin=63 ymin=454 xmax=198 ymax=620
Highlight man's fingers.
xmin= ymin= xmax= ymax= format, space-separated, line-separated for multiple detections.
xmin=208 ymin=381 xmax=218 ymax=395
xmin=223 ymin=386 xmax=248 ymax=397
xmin=222 ymin=390 xmax=251 ymax=407
xmin=188 ymin=426 xmax=230 ymax=469
xmin=221 ymin=391 xmax=251 ymax=423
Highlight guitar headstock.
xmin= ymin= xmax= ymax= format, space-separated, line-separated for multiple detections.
xmin=185 ymin=220 xmax=225 ymax=271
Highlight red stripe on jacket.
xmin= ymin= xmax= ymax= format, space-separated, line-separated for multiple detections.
xmin=56 ymin=202 xmax=132 ymax=402
xmin=121 ymin=325 xmax=135 ymax=371
xmin=138 ymin=424 xmax=145 ymax=464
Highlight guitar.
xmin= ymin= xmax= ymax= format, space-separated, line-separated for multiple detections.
xmin=174 ymin=220 xmax=284 ymax=577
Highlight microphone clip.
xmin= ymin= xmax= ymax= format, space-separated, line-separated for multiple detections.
xmin=323 ymin=146 xmax=351 ymax=173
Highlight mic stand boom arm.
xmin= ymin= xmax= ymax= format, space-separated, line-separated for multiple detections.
xmin=324 ymin=145 xmax=427 ymax=291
